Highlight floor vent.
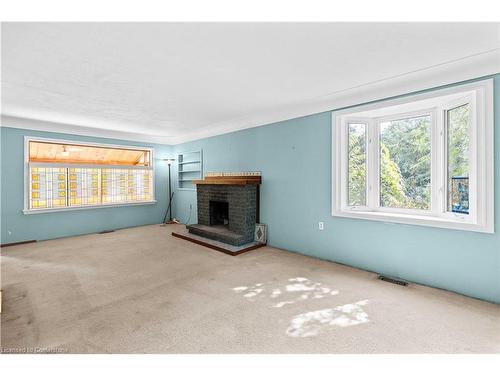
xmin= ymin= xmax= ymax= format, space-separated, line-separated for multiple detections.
xmin=98 ymin=230 xmax=115 ymax=234
xmin=378 ymin=275 xmax=409 ymax=286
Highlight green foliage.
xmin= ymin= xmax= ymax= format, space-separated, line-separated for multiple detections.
xmin=348 ymin=124 xmax=366 ymax=206
xmin=379 ymin=143 xmax=406 ymax=207
xmin=448 ymin=104 xmax=469 ymax=178
xmin=347 ymin=108 xmax=469 ymax=211
xmin=379 ymin=116 xmax=431 ymax=209
xmin=348 ymin=116 xmax=432 ymax=210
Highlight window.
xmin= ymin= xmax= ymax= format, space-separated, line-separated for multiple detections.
xmin=379 ymin=114 xmax=431 ymax=210
xmin=332 ymin=79 xmax=494 ymax=233
xmin=446 ymin=103 xmax=470 ymax=214
xmin=24 ymin=139 xmax=155 ymax=213
xmin=347 ymin=123 xmax=367 ymax=207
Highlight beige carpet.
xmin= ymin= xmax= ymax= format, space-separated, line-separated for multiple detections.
xmin=1 ymin=224 xmax=499 ymax=353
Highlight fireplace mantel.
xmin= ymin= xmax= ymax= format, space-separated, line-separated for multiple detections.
xmin=193 ymin=175 xmax=261 ymax=186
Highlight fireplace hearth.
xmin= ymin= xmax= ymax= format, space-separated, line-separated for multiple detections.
xmin=185 ymin=173 xmax=261 ymax=246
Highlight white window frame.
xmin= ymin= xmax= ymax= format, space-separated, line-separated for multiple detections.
xmin=23 ymin=136 xmax=157 ymax=214
xmin=332 ymin=79 xmax=494 ymax=233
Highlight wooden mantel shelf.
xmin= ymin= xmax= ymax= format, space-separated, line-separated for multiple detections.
xmin=193 ymin=175 xmax=261 ymax=185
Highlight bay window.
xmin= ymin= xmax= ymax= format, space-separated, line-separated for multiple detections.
xmin=332 ymin=79 xmax=494 ymax=232
xmin=24 ymin=138 xmax=155 ymax=213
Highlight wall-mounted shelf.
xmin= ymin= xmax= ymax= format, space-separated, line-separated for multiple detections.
xmin=177 ymin=150 xmax=202 ymax=190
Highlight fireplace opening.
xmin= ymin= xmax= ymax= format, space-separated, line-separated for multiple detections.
xmin=210 ymin=200 xmax=229 ymax=226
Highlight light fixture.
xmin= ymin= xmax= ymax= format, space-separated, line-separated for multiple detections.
xmin=162 ymin=158 xmax=177 ymax=225
xmin=61 ymin=145 xmax=70 ymax=156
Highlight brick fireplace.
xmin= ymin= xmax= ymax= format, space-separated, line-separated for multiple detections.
xmin=186 ymin=173 xmax=261 ymax=246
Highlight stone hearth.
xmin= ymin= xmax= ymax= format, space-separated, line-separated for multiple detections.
xmin=186 ymin=174 xmax=261 ymax=246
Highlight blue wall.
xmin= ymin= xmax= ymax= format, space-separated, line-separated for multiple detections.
xmin=1 ymin=126 xmax=172 ymax=244
xmin=1 ymin=77 xmax=498 ymax=303
xmin=172 ymin=76 xmax=500 ymax=304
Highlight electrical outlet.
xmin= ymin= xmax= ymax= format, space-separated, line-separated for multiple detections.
xmin=318 ymin=222 xmax=324 ymax=230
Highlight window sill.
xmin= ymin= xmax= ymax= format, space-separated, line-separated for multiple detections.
xmin=332 ymin=209 xmax=493 ymax=233
xmin=23 ymin=200 xmax=157 ymax=215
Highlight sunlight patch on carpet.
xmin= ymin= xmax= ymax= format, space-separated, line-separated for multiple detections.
xmin=232 ymin=277 xmax=339 ymax=306
xmin=286 ymin=300 xmax=370 ymax=337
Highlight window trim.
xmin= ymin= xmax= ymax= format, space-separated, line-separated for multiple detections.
xmin=332 ymin=79 xmax=494 ymax=233
xmin=23 ymin=137 xmax=157 ymax=214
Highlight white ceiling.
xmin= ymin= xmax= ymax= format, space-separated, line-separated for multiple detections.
xmin=2 ymin=23 xmax=499 ymax=144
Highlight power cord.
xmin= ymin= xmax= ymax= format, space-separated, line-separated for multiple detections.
xmin=181 ymin=204 xmax=192 ymax=225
